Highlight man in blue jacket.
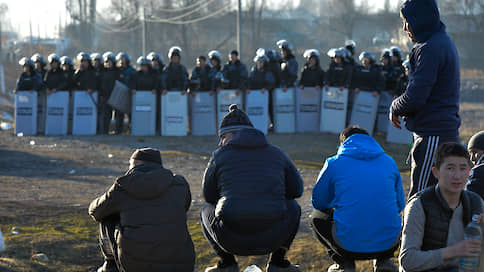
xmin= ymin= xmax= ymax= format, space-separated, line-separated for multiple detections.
xmin=202 ymin=104 xmax=303 ymax=272
xmin=390 ymin=0 xmax=461 ymax=198
xmin=311 ymin=126 xmax=405 ymax=272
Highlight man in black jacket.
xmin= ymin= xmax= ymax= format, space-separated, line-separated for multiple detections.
xmin=202 ymin=104 xmax=303 ymax=272
xmin=221 ymin=50 xmax=248 ymax=94
xmin=390 ymin=0 xmax=461 ymax=198
xmin=89 ymin=148 xmax=195 ymax=272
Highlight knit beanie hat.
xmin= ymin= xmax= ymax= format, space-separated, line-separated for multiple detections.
xmin=130 ymin=148 xmax=163 ymax=165
xmin=219 ymin=104 xmax=253 ymax=136
xmin=468 ymin=131 xmax=484 ymax=151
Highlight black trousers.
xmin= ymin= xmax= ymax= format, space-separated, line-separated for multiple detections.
xmin=408 ymin=135 xmax=460 ymax=198
xmin=98 ymin=102 xmax=113 ymax=135
xmin=99 ymin=215 xmax=123 ymax=272
xmin=310 ymin=209 xmax=398 ymax=265
xmin=201 ymin=200 xmax=300 ymax=261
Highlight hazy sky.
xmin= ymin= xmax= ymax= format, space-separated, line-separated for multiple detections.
xmin=3 ymin=0 xmax=394 ymax=38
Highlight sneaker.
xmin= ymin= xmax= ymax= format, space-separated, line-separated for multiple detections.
xmin=373 ymin=259 xmax=398 ymax=272
xmin=97 ymin=260 xmax=118 ymax=272
xmin=205 ymin=263 xmax=239 ymax=272
xmin=328 ymin=261 xmax=356 ymax=272
xmin=266 ymin=263 xmax=302 ymax=272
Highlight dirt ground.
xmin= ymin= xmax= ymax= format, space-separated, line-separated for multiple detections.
xmin=0 ymin=129 xmax=412 ymax=272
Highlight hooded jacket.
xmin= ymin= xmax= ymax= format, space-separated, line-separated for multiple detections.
xmin=203 ymin=128 xmax=303 ymax=233
xmin=467 ymin=155 xmax=484 ymax=199
xmin=391 ymin=0 xmax=460 ymax=137
xmin=312 ymin=134 xmax=405 ymax=253
xmin=89 ymin=162 xmax=195 ymax=272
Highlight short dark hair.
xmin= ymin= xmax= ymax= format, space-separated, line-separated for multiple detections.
xmin=198 ymin=55 xmax=206 ymax=61
xmin=434 ymin=142 xmax=470 ymax=168
xmin=339 ymin=125 xmax=369 ymax=143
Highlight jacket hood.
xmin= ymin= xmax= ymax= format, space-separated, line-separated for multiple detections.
xmin=116 ymin=163 xmax=174 ymax=200
xmin=227 ymin=128 xmax=268 ymax=148
xmin=337 ymin=134 xmax=385 ymax=160
xmin=401 ymin=0 xmax=445 ymax=43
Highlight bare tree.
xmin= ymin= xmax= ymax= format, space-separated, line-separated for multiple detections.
xmin=441 ymin=0 xmax=484 ymax=32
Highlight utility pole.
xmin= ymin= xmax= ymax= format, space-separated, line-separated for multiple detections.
xmin=29 ymin=19 xmax=33 ymax=56
xmin=141 ymin=7 xmax=146 ymax=56
xmin=236 ymin=0 xmax=242 ymax=55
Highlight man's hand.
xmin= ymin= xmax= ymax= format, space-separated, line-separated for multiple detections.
xmin=209 ymin=90 xmax=215 ymax=96
xmin=354 ymin=88 xmax=360 ymax=94
xmin=443 ymin=239 xmax=481 ymax=259
xmin=87 ymin=89 xmax=93 ymax=94
xmin=282 ymin=87 xmax=288 ymax=92
xmin=299 ymin=85 xmax=304 ymax=90
xmin=390 ymin=112 xmax=402 ymax=129
xmin=235 ymin=89 xmax=240 ymax=96
xmin=372 ymin=91 xmax=379 ymax=97
xmin=151 ymin=89 xmax=157 ymax=94
xmin=131 ymin=89 xmax=136 ymax=94
xmin=339 ymin=86 xmax=345 ymax=92
xmin=261 ymin=88 xmax=266 ymax=94
xmin=162 ymin=89 xmax=168 ymax=95
xmin=325 ymin=85 xmax=329 ymax=91
xmin=245 ymin=89 xmax=250 ymax=94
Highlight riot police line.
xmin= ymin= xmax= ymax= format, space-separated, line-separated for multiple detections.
xmin=13 ymin=40 xmax=413 ymax=144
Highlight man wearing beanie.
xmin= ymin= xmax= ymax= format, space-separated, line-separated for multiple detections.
xmin=89 ymin=148 xmax=195 ymax=272
xmin=202 ymin=104 xmax=304 ymax=272
xmin=466 ymin=131 xmax=484 ymax=199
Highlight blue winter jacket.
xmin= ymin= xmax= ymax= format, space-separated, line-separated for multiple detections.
xmin=16 ymin=72 xmax=42 ymax=91
xmin=467 ymin=156 xmax=484 ymax=200
xmin=203 ymin=128 xmax=303 ymax=233
xmin=390 ymin=0 xmax=460 ymax=137
xmin=312 ymin=134 xmax=405 ymax=253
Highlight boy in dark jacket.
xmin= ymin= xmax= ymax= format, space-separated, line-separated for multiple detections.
xmin=466 ymin=131 xmax=484 ymax=199
xmin=202 ymin=104 xmax=303 ymax=272
xmin=390 ymin=0 xmax=461 ymax=198
xmin=89 ymin=148 xmax=195 ymax=272
xmin=299 ymin=49 xmax=325 ymax=90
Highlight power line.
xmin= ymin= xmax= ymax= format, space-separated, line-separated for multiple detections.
xmin=146 ymin=5 xmax=229 ymax=25
xmin=152 ymin=0 xmax=208 ymax=12
xmin=145 ymin=0 xmax=219 ymax=23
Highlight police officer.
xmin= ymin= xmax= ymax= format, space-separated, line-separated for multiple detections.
xmin=162 ymin=46 xmax=188 ymax=95
xmin=31 ymin=53 xmax=47 ymax=82
xmin=73 ymin=52 xmax=97 ymax=93
xmin=60 ymin=56 xmax=75 ymax=91
xmin=44 ymin=54 xmax=67 ymax=95
xmin=344 ymin=40 xmax=357 ymax=66
xmin=380 ymin=49 xmax=397 ymax=94
xmin=147 ymin=51 xmax=164 ymax=134
xmin=266 ymin=49 xmax=282 ymax=88
xmin=299 ymin=49 xmax=325 ymax=90
xmin=390 ymin=46 xmax=405 ymax=90
xmin=98 ymin=52 xmax=120 ymax=134
xmin=395 ymin=59 xmax=410 ymax=98
xmin=208 ymin=50 xmax=223 ymax=93
xmin=248 ymin=49 xmax=275 ymax=93
xmin=116 ymin=52 xmax=136 ymax=133
xmin=351 ymin=52 xmax=384 ymax=96
xmin=221 ymin=50 xmax=248 ymax=94
xmin=325 ymin=48 xmax=352 ymax=91
xmin=190 ymin=55 xmax=212 ymax=95
xmin=276 ymin=40 xmax=298 ymax=91
xmin=131 ymin=56 xmax=159 ymax=94
xmin=91 ymin=53 xmax=105 ymax=95
xmin=14 ymin=57 xmax=42 ymax=93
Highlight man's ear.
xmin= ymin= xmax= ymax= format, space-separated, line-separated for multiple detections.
xmin=432 ymin=167 xmax=440 ymax=180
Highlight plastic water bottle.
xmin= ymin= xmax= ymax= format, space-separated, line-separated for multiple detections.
xmin=0 ymin=228 xmax=5 ymax=252
xmin=243 ymin=265 xmax=262 ymax=272
xmin=459 ymin=214 xmax=482 ymax=272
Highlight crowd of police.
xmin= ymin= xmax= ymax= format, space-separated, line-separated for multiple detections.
xmin=14 ymin=39 xmax=410 ymax=135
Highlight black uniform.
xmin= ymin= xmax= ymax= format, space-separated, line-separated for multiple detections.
xmin=222 ymin=60 xmax=248 ymax=90
xmin=248 ymin=66 xmax=275 ymax=90
xmin=269 ymin=59 xmax=282 ymax=88
xmin=162 ymin=64 xmax=188 ymax=91
xmin=190 ymin=65 xmax=212 ymax=91
xmin=280 ymin=55 xmax=298 ymax=88
xmin=350 ymin=65 xmax=384 ymax=92
xmin=299 ymin=65 xmax=325 ymax=87
xmin=93 ymin=66 xmax=104 ymax=93
xmin=98 ymin=67 xmax=121 ymax=134
xmin=381 ymin=64 xmax=397 ymax=92
xmin=73 ymin=68 xmax=97 ymax=91
xmin=209 ymin=65 xmax=222 ymax=91
xmin=45 ymin=68 xmax=68 ymax=90
xmin=130 ymin=70 xmax=160 ymax=91
xmin=61 ymin=69 xmax=75 ymax=90
xmin=326 ymin=62 xmax=352 ymax=88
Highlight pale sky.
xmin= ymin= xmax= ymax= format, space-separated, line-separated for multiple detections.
xmin=3 ymin=0 xmax=391 ymax=38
